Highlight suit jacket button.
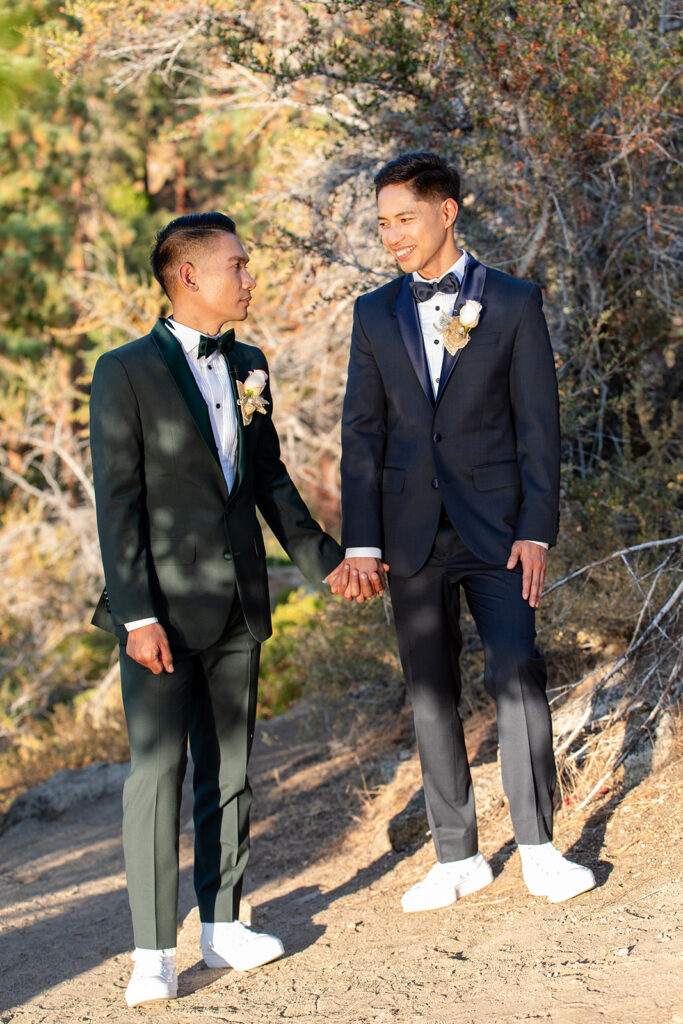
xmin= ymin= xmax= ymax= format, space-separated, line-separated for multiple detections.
xmin=433 ymin=432 xmax=441 ymax=443
xmin=431 ymin=478 xmax=439 ymax=489
xmin=223 ymin=552 xmax=232 ymax=560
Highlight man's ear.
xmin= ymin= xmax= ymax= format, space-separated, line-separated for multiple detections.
xmin=177 ymin=261 xmax=198 ymax=292
xmin=442 ymin=198 xmax=458 ymax=228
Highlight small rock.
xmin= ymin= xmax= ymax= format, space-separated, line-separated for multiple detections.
xmin=2 ymin=761 xmax=129 ymax=830
xmin=388 ymin=788 xmax=429 ymax=850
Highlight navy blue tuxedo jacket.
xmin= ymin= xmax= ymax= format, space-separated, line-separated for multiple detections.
xmin=340 ymin=259 xmax=561 ymax=576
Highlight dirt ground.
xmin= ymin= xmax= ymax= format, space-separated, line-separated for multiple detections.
xmin=1 ymin=697 xmax=681 ymax=1024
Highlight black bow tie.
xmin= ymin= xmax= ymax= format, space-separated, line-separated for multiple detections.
xmin=197 ymin=329 xmax=235 ymax=359
xmin=409 ymin=271 xmax=461 ymax=303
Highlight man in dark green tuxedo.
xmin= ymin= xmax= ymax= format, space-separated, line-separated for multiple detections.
xmin=90 ymin=212 xmax=341 ymax=1007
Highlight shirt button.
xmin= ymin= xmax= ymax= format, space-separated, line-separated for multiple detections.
xmin=208 ymin=364 xmax=213 ymax=370
xmin=223 ymin=552 xmax=231 ymax=560
xmin=433 ymin=338 xmax=440 ymax=345
xmin=216 ymin=403 xmax=221 ymax=409
xmin=431 ymin=478 xmax=439 ymax=489
xmin=435 ymin=377 xmax=440 ymax=384
xmin=435 ymin=305 xmax=440 ymax=311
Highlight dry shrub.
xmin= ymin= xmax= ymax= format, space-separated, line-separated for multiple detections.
xmin=541 ymin=535 xmax=682 ymax=809
xmin=0 ymin=669 xmax=129 ymax=815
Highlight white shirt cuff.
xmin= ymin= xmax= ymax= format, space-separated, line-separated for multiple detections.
xmin=345 ymin=547 xmax=383 ymax=559
xmin=526 ymin=540 xmax=549 ymax=549
xmin=125 ymin=617 xmax=158 ymax=631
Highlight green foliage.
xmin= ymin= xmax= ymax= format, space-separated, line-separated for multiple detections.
xmin=0 ymin=0 xmax=679 ymax=815
xmin=224 ymin=0 xmax=682 ymax=485
xmin=258 ymin=588 xmax=402 ymax=719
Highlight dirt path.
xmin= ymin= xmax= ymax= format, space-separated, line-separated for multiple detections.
xmin=1 ymin=701 xmax=681 ymax=1024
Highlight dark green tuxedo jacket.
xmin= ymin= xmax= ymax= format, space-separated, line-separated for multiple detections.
xmin=90 ymin=319 xmax=341 ymax=648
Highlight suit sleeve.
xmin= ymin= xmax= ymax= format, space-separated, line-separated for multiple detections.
xmin=89 ymin=353 xmax=156 ymax=625
xmin=251 ymin=357 xmax=342 ymax=583
xmin=509 ymin=285 xmax=561 ymax=545
xmin=340 ymin=299 xmax=387 ymax=551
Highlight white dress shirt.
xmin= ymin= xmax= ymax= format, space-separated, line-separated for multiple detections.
xmin=125 ymin=318 xmax=239 ymax=632
xmin=416 ymin=250 xmax=469 ymax=398
xmin=346 ymin=253 xmax=547 ymax=560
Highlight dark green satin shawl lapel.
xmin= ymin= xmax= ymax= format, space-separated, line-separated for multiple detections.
xmin=150 ymin=319 xmax=222 ymax=463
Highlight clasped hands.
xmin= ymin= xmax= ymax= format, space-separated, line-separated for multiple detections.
xmin=324 ymin=557 xmax=390 ymax=603
xmin=126 ymin=542 xmax=545 ymax=672
xmin=324 ymin=541 xmax=547 ymax=607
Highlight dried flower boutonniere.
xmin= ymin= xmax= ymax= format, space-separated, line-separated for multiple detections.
xmin=236 ymin=369 xmax=269 ymax=426
xmin=435 ymin=299 xmax=483 ymax=355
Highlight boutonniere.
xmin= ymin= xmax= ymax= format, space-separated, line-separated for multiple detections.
xmin=236 ymin=369 xmax=269 ymax=426
xmin=435 ymin=299 xmax=483 ymax=355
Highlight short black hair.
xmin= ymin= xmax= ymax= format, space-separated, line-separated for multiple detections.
xmin=374 ymin=152 xmax=460 ymax=205
xmin=150 ymin=212 xmax=237 ymax=298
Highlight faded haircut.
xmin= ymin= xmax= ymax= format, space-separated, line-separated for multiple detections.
xmin=150 ymin=212 xmax=238 ymax=298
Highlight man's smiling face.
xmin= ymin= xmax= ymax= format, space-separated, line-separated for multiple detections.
xmin=377 ymin=181 xmax=458 ymax=281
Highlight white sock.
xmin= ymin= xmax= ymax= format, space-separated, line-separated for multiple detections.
xmin=133 ymin=946 xmax=176 ymax=959
xmin=201 ymin=921 xmax=244 ymax=938
xmin=438 ymin=852 xmax=479 ymax=871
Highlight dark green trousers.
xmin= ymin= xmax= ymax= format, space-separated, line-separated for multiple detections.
xmin=119 ymin=595 xmax=260 ymax=949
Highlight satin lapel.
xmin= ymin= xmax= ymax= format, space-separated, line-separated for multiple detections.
xmin=150 ymin=319 xmax=222 ymax=467
xmin=436 ymin=258 xmax=487 ymax=404
xmin=225 ymin=351 xmax=246 ymax=494
xmin=395 ymin=275 xmax=434 ymax=406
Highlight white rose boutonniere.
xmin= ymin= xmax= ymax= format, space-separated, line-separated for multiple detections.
xmin=435 ymin=299 xmax=483 ymax=355
xmin=236 ymin=369 xmax=269 ymax=426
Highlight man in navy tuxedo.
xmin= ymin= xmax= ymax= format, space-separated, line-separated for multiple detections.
xmin=328 ymin=153 xmax=595 ymax=911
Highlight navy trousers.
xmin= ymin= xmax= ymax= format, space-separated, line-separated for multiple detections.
xmin=389 ymin=515 xmax=556 ymax=862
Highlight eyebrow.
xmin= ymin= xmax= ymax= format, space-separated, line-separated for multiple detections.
xmin=377 ymin=209 xmax=416 ymax=220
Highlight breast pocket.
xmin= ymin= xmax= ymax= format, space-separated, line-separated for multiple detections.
xmin=468 ymin=330 xmax=500 ymax=349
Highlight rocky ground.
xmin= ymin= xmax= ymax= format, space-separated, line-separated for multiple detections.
xmin=1 ymin=697 xmax=681 ymax=1024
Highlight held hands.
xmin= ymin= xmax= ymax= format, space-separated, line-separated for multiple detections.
xmin=507 ymin=540 xmax=547 ymax=608
xmin=325 ymin=557 xmax=390 ymax=603
xmin=126 ymin=622 xmax=174 ymax=674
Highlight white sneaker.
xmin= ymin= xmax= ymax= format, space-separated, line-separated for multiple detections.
xmin=519 ymin=843 xmax=596 ymax=902
xmin=125 ymin=947 xmax=178 ymax=1007
xmin=201 ymin=921 xmax=284 ymax=970
xmin=401 ymin=852 xmax=493 ymax=913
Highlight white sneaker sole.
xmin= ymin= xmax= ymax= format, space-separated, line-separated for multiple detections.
xmin=125 ymin=982 xmax=177 ymax=1007
xmin=202 ymin=940 xmax=284 ymax=971
xmin=401 ymin=860 xmax=494 ymax=913
xmin=527 ymin=870 xmax=596 ymax=903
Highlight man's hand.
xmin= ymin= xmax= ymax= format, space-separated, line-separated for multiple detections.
xmin=126 ymin=622 xmax=174 ymax=674
xmin=325 ymin=557 xmax=390 ymax=603
xmin=507 ymin=541 xmax=547 ymax=608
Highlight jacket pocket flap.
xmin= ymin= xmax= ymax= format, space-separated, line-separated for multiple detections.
xmin=472 ymin=461 xmax=519 ymax=492
xmin=382 ymin=467 xmax=406 ymax=494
